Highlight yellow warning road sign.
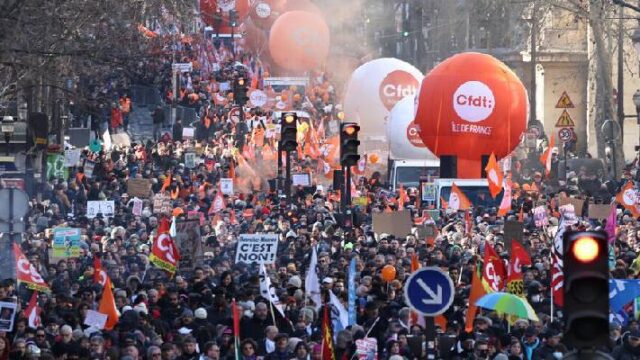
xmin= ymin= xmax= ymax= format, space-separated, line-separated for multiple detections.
xmin=555 ymin=91 xmax=575 ymax=108
xmin=555 ymin=109 xmax=575 ymax=127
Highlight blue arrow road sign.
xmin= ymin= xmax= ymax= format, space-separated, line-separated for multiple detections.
xmin=404 ymin=267 xmax=455 ymax=316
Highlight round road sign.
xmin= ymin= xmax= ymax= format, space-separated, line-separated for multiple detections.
xmin=558 ymin=127 xmax=574 ymax=142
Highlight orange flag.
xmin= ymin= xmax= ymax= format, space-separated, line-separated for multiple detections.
xmin=539 ymin=134 xmax=555 ymax=176
xmin=448 ymin=183 xmax=472 ymax=210
xmin=465 ymin=268 xmax=486 ymax=332
xmin=398 ymin=185 xmax=409 ymax=210
xmin=440 ymin=196 xmax=448 ymax=209
xmin=616 ymin=181 xmax=640 ymax=217
xmin=98 ymin=276 xmax=119 ymax=330
xmin=484 ymin=152 xmax=503 ymax=199
xmin=160 ymin=172 xmax=171 ymax=193
xmin=497 ymin=179 xmax=512 ymax=217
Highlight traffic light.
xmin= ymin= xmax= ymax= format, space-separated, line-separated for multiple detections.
xmin=280 ymin=112 xmax=298 ymax=152
xmin=234 ymin=77 xmax=248 ymax=106
xmin=563 ymin=230 xmax=609 ymax=350
xmin=340 ymin=122 xmax=360 ymax=167
xmin=229 ymin=10 xmax=238 ymax=27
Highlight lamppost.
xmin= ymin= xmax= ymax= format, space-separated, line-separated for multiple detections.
xmin=1 ymin=116 xmax=14 ymax=156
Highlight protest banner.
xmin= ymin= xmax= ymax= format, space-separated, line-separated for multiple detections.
xmin=63 ymin=149 xmax=82 ymax=167
xmin=0 ymin=302 xmax=17 ymax=332
xmin=292 ymin=173 xmax=311 ymax=186
xmin=46 ymin=154 xmax=68 ymax=180
xmin=153 ymin=194 xmax=172 ymax=214
xmin=184 ymin=152 xmax=196 ymax=169
xmin=83 ymin=310 xmax=107 ymax=330
xmin=127 ymin=179 xmax=152 ymax=198
xmin=372 ymin=211 xmax=412 ymax=239
xmin=355 ymin=338 xmax=378 ymax=360
xmin=235 ymin=234 xmax=279 ymax=264
xmin=175 ymin=220 xmax=203 ymax=271
xmin=132 ymin=198 xmax=143 ymax=216
xmin=84 ymin=160 xmax=95 ymax=178
xmin=52 ymin=227 xmax=82 ymax=258
xmin=182 ymin=127 xmax=195 ymax=139
xmin=220 ymin=178 xmax=234 ymax=195
xmin=532 ymin=206 xmax=548 ymax=227
xmin=86 ymin=201 xmax=115 ymax=218
xmin=559 ymin=197 xmax=584 ymax=217
xmin=588 ymin=204 xmax=612 ymax=220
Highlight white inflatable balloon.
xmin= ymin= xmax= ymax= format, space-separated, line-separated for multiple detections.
xmin=343 ymin=58 xmax=423 ymax=140
xmin=387 ymin=96 xmax=437 ymax=160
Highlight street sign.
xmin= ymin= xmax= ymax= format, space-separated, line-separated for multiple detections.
xmin=404 ymin=267 xmax=454 ymax=316
xmin=172 ymin=62 xmax=193 ymax=73
xmin=0 ymin=188 xmax=30 ymax=221
xmin=555 ymin=91 xmax=575 ymax=108
xmin=559 ymin=127 xmax=574 ymax=142
xmin=555 ymin=110 xmax=575 ymax=127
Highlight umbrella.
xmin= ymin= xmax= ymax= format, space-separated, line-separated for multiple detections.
xmin=475 ymin=292 xmax=539 ymax=321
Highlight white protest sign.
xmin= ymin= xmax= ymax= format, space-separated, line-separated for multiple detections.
xmin=220 ymin=178 xmax=234 ymax=195
xmin=235 ymin=234 xmax=279 ymax=264
xmin=102 ymin=129 xmax=112 ymax=151
xmin=185 ymin=152 xmax=196 ymax=169
xmin=64 ymin=149 xmax=82 ymax=167
xmin=559 ymin=204 xmax=577 ymax=225
xmin=84 ymin=161 xmax=95 ymax=178
xmin=532 ymin=206 xmax=548 ymax=227
xmin=132 ymin=198 xmax=143 ymax=216
xmin=292 ymin=173 xmax=311 ymax=187
xmin=84 ymin=310 xmax=108 ymax=330
xmin=182 ymin=127 xmax=195 ymax=139
xmin=86 ymin=200 xmax=115 ymax=218
xmin=172 ymin=62 xmax=193 ymax=72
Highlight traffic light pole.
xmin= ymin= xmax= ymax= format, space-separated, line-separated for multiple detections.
xmin=345 ymin=165 xmax=351 ymax=207
xmin=277 ymin=140 xmax=282 ymax=193
xmin=285 ymin=150 xmax=291 ymax=207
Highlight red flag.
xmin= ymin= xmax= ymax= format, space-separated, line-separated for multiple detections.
xmin=93 ymin=256 xmax=107 ymax=287
xmin=551 ymin=252 xmax=564 ymax=307
xmin=209 ymin=191 xmax=226 ymax=214
xmin=149 ymin=218 xmax=180 ymax=275
xmin=616 ymin=181 xmax=640 ymax=217
xmin=539 ymin=135 xmax=555 ymax=176
xmin=449 ymin=183 xmax=472 ymax=210
xmin=464 ymin=210 xmax=472 ymax=236
xmin=232 ymin=298 xmax=241 ymax=360
xmin=98 ymin=276 xmax=119 ymax=330
xmin=485 ymin=152 xmax=504 ymax=199
xmin=481 ymin=243 xmax=505 ymax=293
xmin=322 ymin=305 xmax=336 ymax=360
xmin=506 ymin=240 xmax=531 ymax=297
xmin=25 ymin=291 xmax=41 ymax=329
xmin=14 ymin=243 xmax=50 ymax=293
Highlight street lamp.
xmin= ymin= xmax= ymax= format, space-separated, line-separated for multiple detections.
xmin=1 ymin=116 xmax=14 ymax=156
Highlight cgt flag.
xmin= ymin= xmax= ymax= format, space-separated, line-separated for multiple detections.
xmin=14 ymin=243 xmax=50 ymax=293
xmin=93 ymin=255 xmax=107 ymax=287
xmin=482 ymin=243 xmax=505 ymax=293
xmin=149 ymin=218 xmax=180 ymax=276
xmin=506 ymin=240 xmax=531 ymax=297
xmin=25 ymin=291 xmax=41 ymax=329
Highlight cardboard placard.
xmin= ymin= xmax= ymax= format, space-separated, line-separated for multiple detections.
xmin=372 ymin=211 xmax=412 ymax=238
xmin=235 ymin=234 xmax=279 ymax=264
xmin=0 ymin=302 xmax=16 ymax=332
xmin=64 ymin=149 xmax=82 ymax=167
xmin=127 ymin=179 xmax=152 ymax=198
xmin=132 ymin=198 xmax=143 ymax=216
xmin=559 ymin=197 xmax=584 ymax=217
xmin=184 ymin=152 xmax=196 ymax=169
xmin=588 ymin=204 xmax=612 ymax=220
xmin=532 ymin=206 xmax=548 ymax=227
xmin=153 ymin=195 xmax=172 ymax=214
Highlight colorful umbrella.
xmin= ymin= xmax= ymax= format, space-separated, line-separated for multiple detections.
xmin=475 ymin=292 xmax=539 ymax=321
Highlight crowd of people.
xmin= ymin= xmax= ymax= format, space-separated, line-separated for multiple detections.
xmin=3 ymin=21 xmax=640 ymax=360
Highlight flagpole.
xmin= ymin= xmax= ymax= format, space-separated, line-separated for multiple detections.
xmin=269 ymin=300 xmax=277 ymax=326
xmin=550 ymin=251 xmax=554 ymax=323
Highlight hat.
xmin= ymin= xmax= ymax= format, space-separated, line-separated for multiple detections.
xmin=133 ymin=303 xmax=148 ymax=315
xmin=525 ymin=326 xmax=538 ymax=337
xmin=222 ymin=327 xmax=233 ymax=335
xmin=286 ymin=230 xmax=297 ymax=239
xmin=322 ymin=277 xmax=334 ymax=285
xmin=287 ymin=276 xmax=302 ymax=289
xmin=181 ymin=309 xmax=194 ymax=318
xmin=474 ymin=316 xmax=492 ymax=326
xmin=630 ymin=329 xmax=640 ymax=338
xmin=194 ymin=308 xmax=207 ymax=320
xmin=610 ymin=322 xmax=622 ymax=331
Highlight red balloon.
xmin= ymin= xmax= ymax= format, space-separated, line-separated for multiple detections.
xmin=200 ymin=0 xmax=250 ymax=28
xmin=282 ymin=0 xmax=322 ymax=14
xmin=268 ymin=11 xmax=330 ymax=72
xmin=415 ymin=52 xmax=527 ymax=178
xmin=249 ymin=0 xmax=287 ymax=29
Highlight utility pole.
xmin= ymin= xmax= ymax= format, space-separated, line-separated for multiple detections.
xmin=530 ymin=1 xmax=538 ymax=125
xmin=618 ymin=3 xmax=626 ymax=142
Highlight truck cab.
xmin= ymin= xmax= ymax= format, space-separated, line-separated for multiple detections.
xmin=435 ymin=178 xmax=503 ymax=209
xmin=389 ymin=159 xmax=440 ymax=191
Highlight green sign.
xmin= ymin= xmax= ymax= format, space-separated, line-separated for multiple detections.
xmin=47 ymin=154 xmax=69 ymax=180
xmin=53 ymin=228 xmax=82 ymax=258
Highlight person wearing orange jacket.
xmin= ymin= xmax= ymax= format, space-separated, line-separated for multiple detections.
xmin=119 ymin=94 xmax=132 ymax=131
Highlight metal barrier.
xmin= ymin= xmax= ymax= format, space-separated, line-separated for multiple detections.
xmin=131 ymin=85 xmax=163 ymax=108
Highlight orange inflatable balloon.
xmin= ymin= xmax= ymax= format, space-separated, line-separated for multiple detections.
xmin=369 ymin=153 xmax=379 ymax=164
xmin=381 ymin=265 xmax=396 ymax=282
xmin=269 ymin=11 xmax=330 ymax=72
xmin=415 ymin=52 xmax=527 ymax=178
xmin=282 ymin=0 xmax=322 ymax=14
